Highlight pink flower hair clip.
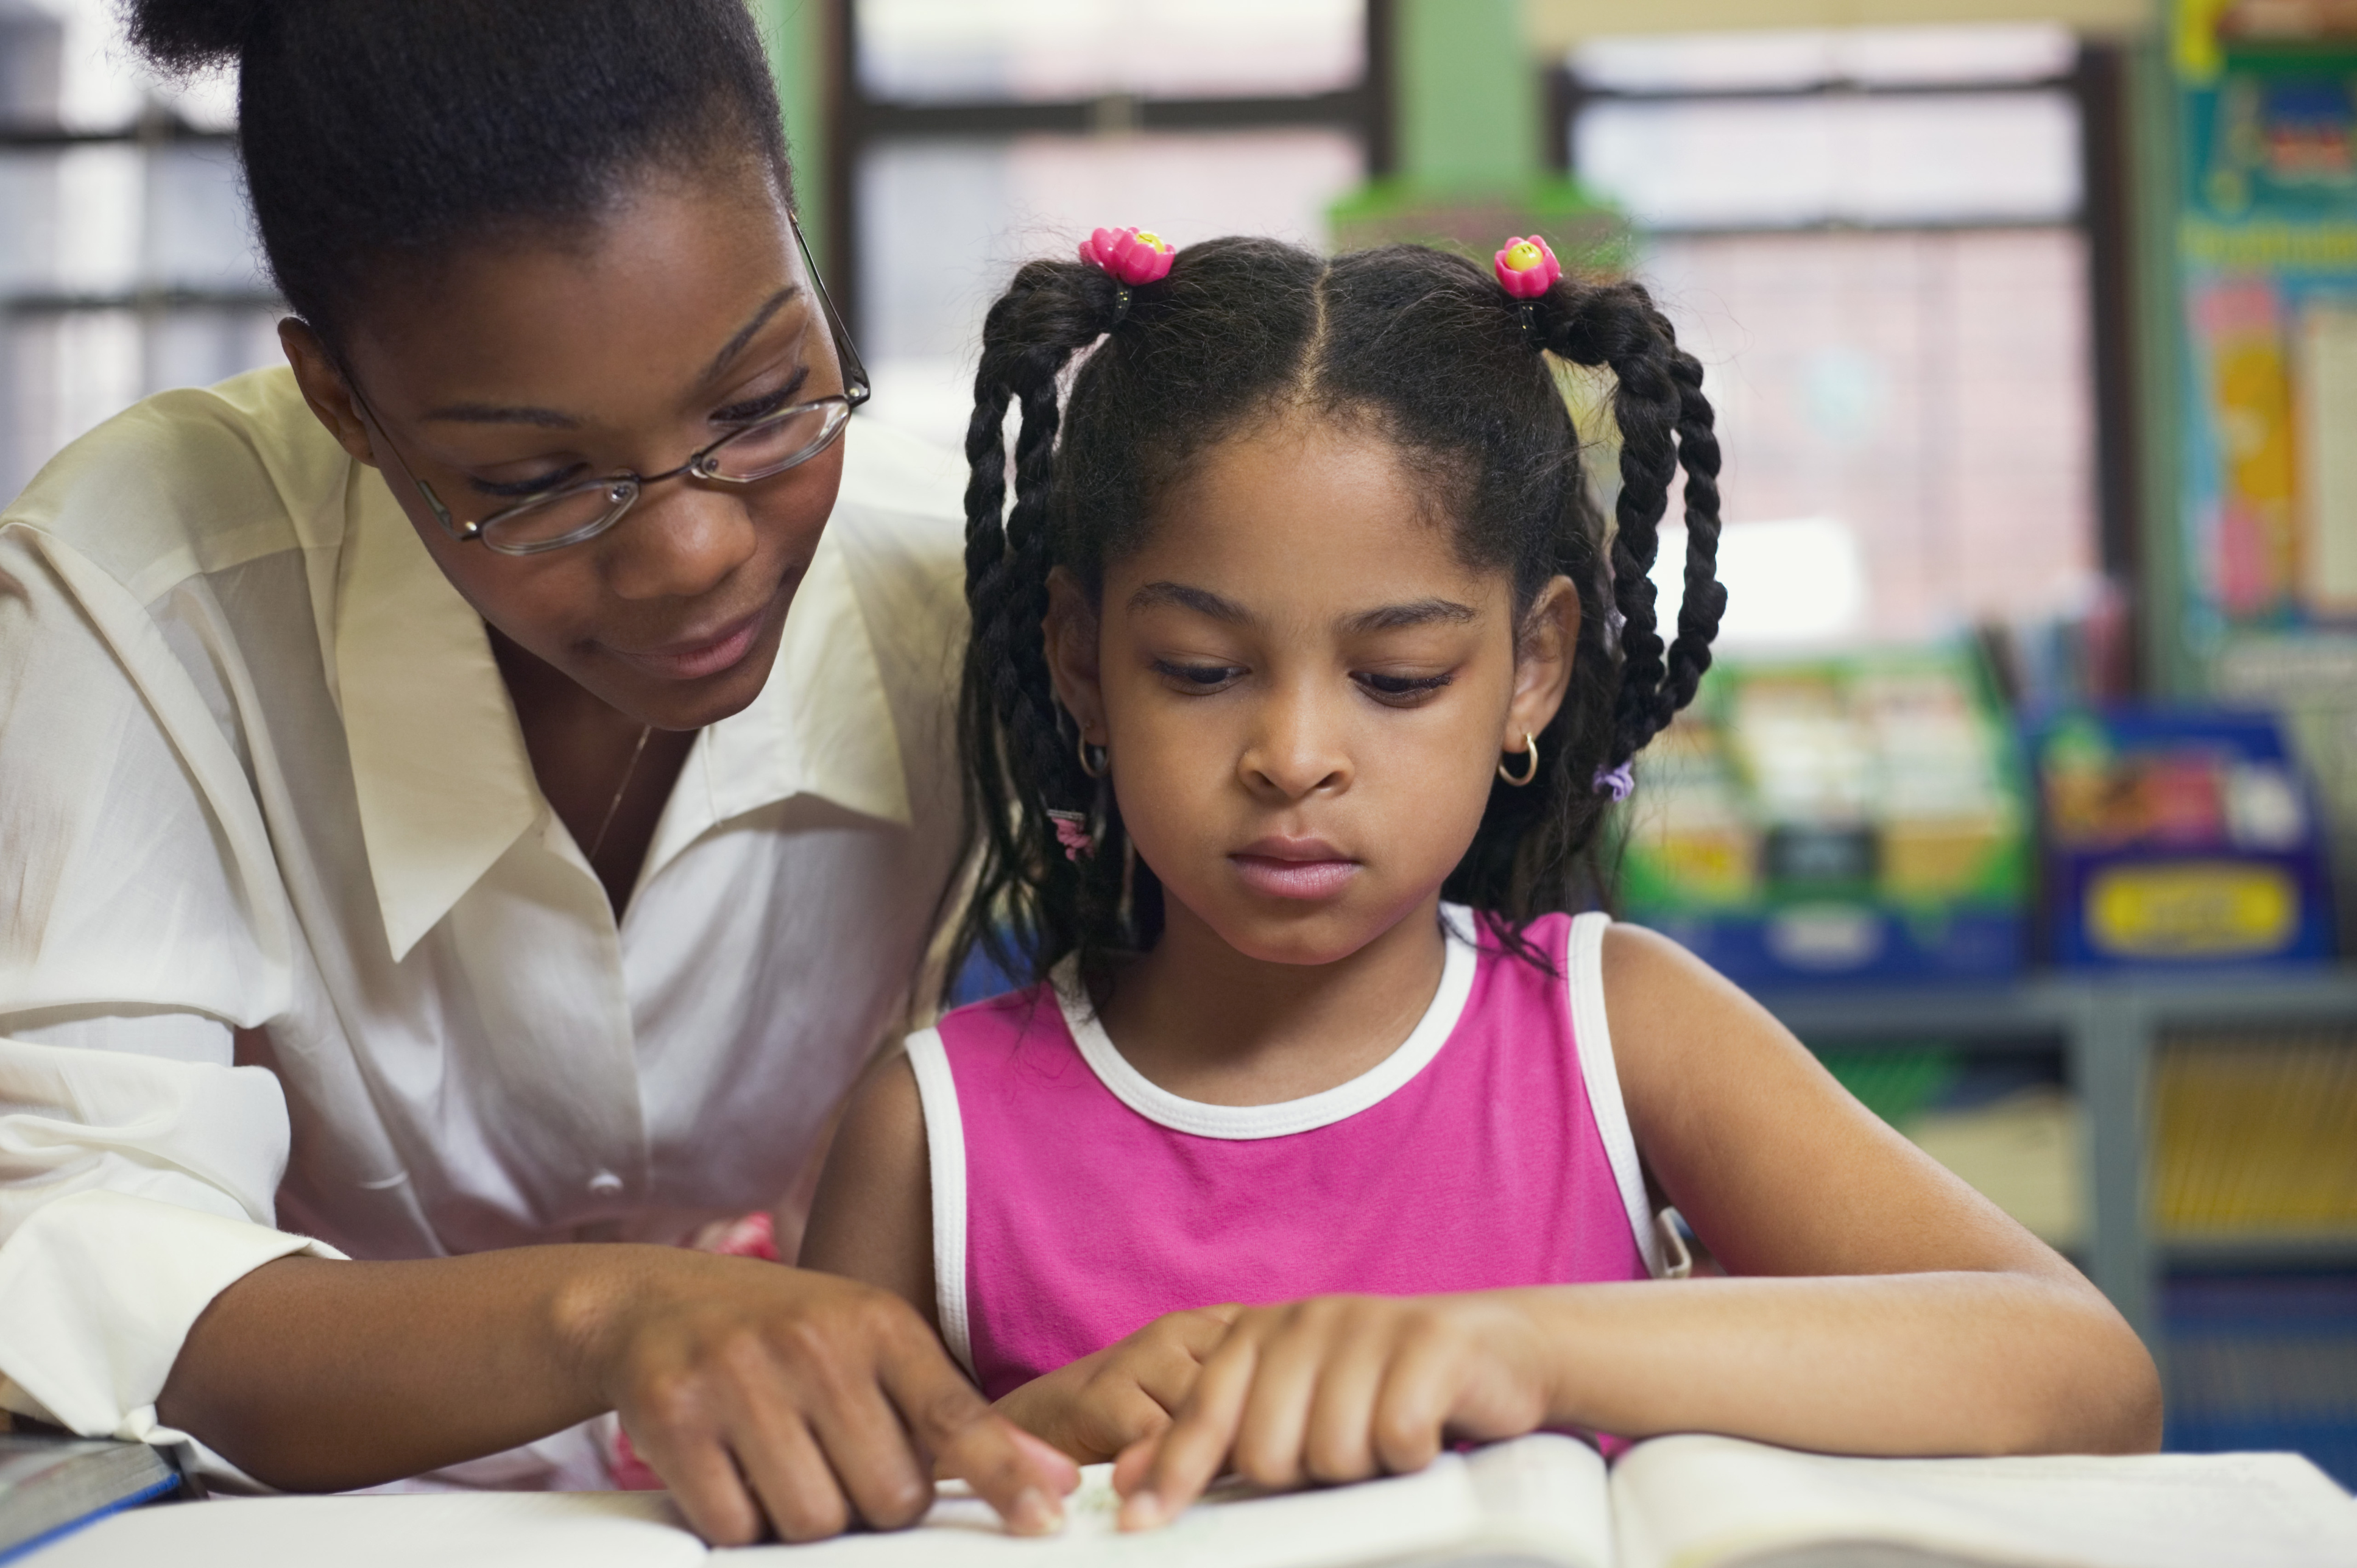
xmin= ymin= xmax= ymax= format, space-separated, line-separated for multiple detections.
xmin=1079 ymin=226 xmax=1176 ymax=286
xmin=1493 ymin=235 xmax=1560 ymax=298
xmin=1046 ymin=809 xmax=1095 ymax=861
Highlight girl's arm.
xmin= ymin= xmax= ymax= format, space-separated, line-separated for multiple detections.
xmin=801 ymin=1053 xmax=1239 ymax=1463
xmin=1115 ymin=925 xmax=2160 ymax=1528
xmin=159 ymin=1243 xmax=1073 ymax=1544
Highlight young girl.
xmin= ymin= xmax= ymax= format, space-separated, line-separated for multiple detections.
xmin=800 ymin=230 xmax=2159 ymax=1531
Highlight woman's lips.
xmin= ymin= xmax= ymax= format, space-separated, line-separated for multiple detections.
xmin=612 ymin=609 xmax=766 ymax=682
xmin=1230 ymin=840 xmax=1360 ymax=901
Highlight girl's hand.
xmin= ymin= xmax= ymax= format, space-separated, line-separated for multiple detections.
xmin=1112 ymin=1293 xmax=1553 ymax=1530
xmin=590 ymin=1254 xmax=1078 ymax=1544
xmin=994 ymin=1304 xmax=1242 ymax=1462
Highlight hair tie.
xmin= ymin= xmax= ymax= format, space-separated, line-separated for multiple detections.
xmin=1592 ymin=761 xmax=1634 ymax=801
xmin=1079 ymin=227 xmax=1176 ymax=286
xmin=1108 ymin=283 xmax=1133 ymax=328
xmin=1493 ymin=235 xmax=1560 ymax=298
xmin=1046 ymin=809 xmax=1095 ymax=861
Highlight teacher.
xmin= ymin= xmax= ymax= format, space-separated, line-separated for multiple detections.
xmin=0 ymin=0 xmax=1074 ymax=1544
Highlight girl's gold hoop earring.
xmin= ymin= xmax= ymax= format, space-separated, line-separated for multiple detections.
xmin=1077 ymin=732 xmax=1109 ymax=779
xmin=1497 ymin=732 xmax=1540 ymax=787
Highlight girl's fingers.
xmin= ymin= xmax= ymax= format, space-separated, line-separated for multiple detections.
xmin=1368 ymin=1319 xmax=1466 ymax=1476
xmin=1131 ymin=1307 xmax=1243 ymax=1411
xmin=1119 ymin=1324 xmax=1263 ymax=1530
xmin=1301 ymin=1317 xmax=1396 ymax=1483
xmin=1078 ymin=1382 xmax=1182 ymax=1460
xmin=1229 ymin=1309 xmax=1324 ymax=1489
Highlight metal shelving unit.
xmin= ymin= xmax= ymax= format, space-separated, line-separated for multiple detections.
xmin=1756 ymin=967 xmax=2357 ymax=1350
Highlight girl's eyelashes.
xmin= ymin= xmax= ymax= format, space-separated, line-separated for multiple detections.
xmin=1355 ymin=669 xmax=1455 ymax=705
xmin=1150 ymin=658 xmax=1245 ymax=693
xmin=1146 ymin=658 xmax=1456 ymax=705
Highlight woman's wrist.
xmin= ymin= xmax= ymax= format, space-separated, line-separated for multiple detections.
xmin=543 ymin=1243 xmax=667 ymax=1412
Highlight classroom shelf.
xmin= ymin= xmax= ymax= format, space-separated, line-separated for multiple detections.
xmin=1750 ymin=966 xmax=2357 ymax=1352
xmin=2164 ymin=1235 xmax=2357 ymax=1270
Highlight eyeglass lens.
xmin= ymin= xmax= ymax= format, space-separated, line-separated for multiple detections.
xmin=479 ymin=400 xmax=851 ymax=553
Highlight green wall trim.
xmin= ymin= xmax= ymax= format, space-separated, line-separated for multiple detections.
xmin=755 ymin=0 xmax=830 ymax=264
xmin=1394 ymin=0 xmax=1535 ymax=191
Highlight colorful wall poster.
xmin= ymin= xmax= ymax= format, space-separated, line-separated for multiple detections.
xmin=2175 ymin=4 xmax=2357 ymax=646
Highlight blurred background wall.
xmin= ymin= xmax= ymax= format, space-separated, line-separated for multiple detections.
xmin=4 ymin=0 xmax=2356 ymax=1492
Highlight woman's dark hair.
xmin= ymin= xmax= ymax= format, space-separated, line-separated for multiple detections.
xmin=955 ymin=236 xmax=1726 ymax=995
xmin=123 ymin=0 xmax=791 ymax=345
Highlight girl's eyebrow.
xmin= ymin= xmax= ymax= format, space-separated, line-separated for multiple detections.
xmin=1130 ymin=581 xmax=1249 ymax=622
xmin=1343 ymin=598 xmax=1477 ymax=633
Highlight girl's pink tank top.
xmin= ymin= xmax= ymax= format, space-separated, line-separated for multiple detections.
xmin=906 ymin=908 xmax=1665 ymax=1399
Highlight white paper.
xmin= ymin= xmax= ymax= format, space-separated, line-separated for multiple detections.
xmin=1611 ymin=1434 xmax=2357 ymax=1568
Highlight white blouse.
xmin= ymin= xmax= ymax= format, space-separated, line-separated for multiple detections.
xmin=0 ymin=368 xmax=971 ymax=1477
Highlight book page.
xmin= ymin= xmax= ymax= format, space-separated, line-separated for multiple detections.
xmin=746 ymin=1454 xmax=1499 ymax=1568
xmin=1611 ymin=1434 xmax=2357 ymax=1568
xmin=40 ymin=1438 xmax=1606 ymax=1568
xmin=1426 ymin=1433 xmax=1616 ymax=1568
xmin=35 ymin=1488 xmax=705 ymax=1568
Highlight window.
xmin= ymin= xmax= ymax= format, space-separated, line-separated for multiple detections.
xmin=839 ymin=0 xmax=1383 ymax=451
xmin=0 ymin=0 xmax=278 ymax=501
xmin=1561 ymin=26 xmax=2115 ymax=652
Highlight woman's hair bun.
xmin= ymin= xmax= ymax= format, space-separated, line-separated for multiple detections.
xmin=121 ymin=0 xmax=269 ymax=73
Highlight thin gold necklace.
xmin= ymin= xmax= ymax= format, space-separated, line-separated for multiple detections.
xmin=585 ymin=723 xmax=654 ymax=866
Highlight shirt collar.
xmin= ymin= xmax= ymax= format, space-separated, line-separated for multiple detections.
xmin=334 ymin=462 xmax=913 ymax=966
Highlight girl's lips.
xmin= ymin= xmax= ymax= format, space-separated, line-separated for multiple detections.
xmin=1230 ymin=855 xmax=1360 ymax=900
xmin=613 ymin=610 xmax=766 ymax=682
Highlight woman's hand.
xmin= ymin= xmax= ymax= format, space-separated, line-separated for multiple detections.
xmin=1111 ymin=1293 xmax=1553 ymax=1530
xmin=586 ymin=1254 xmax=1078 ymax=1543
xmin=992 ymin=1305 xmax=1241 ymax=1463
xmin=161 ymin=1247 xmax=1076 ymax=1547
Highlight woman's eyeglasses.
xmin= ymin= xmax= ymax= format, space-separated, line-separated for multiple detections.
xmin=351 ymin=216 xmax=869 ymax=557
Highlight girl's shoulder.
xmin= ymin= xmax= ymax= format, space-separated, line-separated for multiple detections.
xmin=928 ymin=978 xmax=1073 ymax=1056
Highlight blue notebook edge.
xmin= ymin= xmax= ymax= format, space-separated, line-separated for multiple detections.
xmin=0 ymin=1469 xmax=183 ymax=1567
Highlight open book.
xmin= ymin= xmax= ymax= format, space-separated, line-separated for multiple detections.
xmin=41 ymin=1432 xmax=2357 ymax=1568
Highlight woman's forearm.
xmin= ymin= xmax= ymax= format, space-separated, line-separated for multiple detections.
xmin=158 ymin=1246 xmax=648 ymax=1489
xmin=158 ymin=1246 xmax=1075 ymax=1544
xmin=1517 ymin=1270 xmax=2161 ymax=1456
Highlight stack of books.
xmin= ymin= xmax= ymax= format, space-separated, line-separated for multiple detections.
xmin=2152 ymin=1034 xmax=2357 ymax=1236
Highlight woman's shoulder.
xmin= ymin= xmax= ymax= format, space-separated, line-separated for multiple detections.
xmin=3 ymin=366 xmax=351 ymax=596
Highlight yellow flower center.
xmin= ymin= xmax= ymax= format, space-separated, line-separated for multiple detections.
xmin=1504 ymin=241 xmax=1545 ymax=272
xmin=1133 ymin=230 xmax=1166 ymax=250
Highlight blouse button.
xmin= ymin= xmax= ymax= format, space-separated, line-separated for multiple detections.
xmin=587 ymin=1171 xmax=624 ymax=1199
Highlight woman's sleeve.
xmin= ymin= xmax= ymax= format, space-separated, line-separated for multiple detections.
xmin=0 ymin=524 xmax=341 ymax=1446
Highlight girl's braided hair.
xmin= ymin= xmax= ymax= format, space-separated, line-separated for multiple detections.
xmin=953 ymin=236 xmax=1725 ymax=997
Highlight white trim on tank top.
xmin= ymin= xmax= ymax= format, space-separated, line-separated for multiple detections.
xmin=1050 ymin=905 xmax=1482 ymax=1140
xmin=1564 ymin=911 xmax=1672 ymax=1279
xmin=902 ymin=1025 xmax=976 ymax=1377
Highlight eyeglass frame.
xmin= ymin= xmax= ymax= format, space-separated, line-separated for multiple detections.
xmin=344 ymin=214 xmax=870 ymax=557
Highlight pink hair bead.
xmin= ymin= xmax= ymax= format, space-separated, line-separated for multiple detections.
xmin=1079 ymin=226 xmax=1176 ymax=286
xmin=1493 ymin=235 xmax=1560 ymax=298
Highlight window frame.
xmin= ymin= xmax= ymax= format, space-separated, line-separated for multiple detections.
xmin=825 ymin=0 xmax=1395 ymax=341
xmin=1543 ymin=38 xmax=2143 ymax=679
